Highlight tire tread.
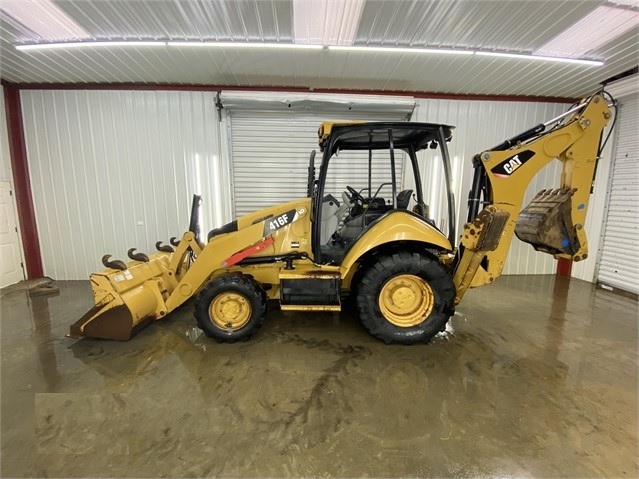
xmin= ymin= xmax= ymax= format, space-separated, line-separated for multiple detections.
xmin=356 ymin=251 xmax=455 ymax=344
xmin=194 ymin=273 xmax=266 ymax=342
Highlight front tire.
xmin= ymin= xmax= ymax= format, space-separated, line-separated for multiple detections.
xmin=194 ymin=273 xmax=266 ymax=342
xmin=356 ymin=251 xmax=455 ymax=344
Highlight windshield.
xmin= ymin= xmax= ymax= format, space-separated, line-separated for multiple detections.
xmin=322 ymin=148 xmax=403 ymax=203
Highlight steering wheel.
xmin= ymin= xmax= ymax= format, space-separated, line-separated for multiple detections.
xmin=346 ymin=185 xmax=365 ymax=204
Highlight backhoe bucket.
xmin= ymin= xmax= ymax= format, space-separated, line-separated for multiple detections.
xmin=514 ymin=188 xmax=580 ymax=256
xmin=69 ymin=253 xmax=174 ymax=340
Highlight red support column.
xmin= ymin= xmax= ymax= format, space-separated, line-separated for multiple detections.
xmin=556 ymin=258 xmax=572 ymax=277
xmin=3 ymin=84 xmax=44 ymax=278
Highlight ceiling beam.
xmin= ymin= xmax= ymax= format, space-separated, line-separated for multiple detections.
xmin=0 ymin=80 xmax=578 ymax=103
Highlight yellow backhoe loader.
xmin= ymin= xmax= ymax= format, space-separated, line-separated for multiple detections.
xmin=69 ymin=91 xmax=615 ymax=344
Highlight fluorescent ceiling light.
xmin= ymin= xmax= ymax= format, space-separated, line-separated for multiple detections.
xmin=330 ymin=45 xmax=474 ymax=55
xmin=535 ymin=4 xmax=639 ymax=57
xmin=293 ymin=0 xmax=365 ymax=45
xmin=0 ymin=0 xmax=89 ymax=40
xmin=16 ymin=41 xmax=167 ymax=51
xmin=14 ymin=40 xmax=604 ymax=67
xmin=476 ymin=51 xmax=603 ymax=66
xmin=332 ymin=46 xmax=599 ymax=65
xmin=167 ymin=41 xmax=323 ymax=50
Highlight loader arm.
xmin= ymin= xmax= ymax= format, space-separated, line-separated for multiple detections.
xmin=69 ymin=199 xmax=310 ymax=340
xmin=164 ymin=221 xmax=273 ymax=312
xmin=165 ymin=199 xmax=311 ymax=311
xmin=452 ymin=92 xmax=612 ymax=303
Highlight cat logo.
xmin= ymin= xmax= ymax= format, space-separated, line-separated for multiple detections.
xmin=503 ymin=155 xmax=522 ymax=174
xmin=491 ymin=150 xmax=535 ymax=178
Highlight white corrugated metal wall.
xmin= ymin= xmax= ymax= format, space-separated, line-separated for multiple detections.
xmin=412 ymin=98 xmax=566 ymax=275
xmin=21 ymin=90 xmax=230 ymax=280
xmin=596 ymin=95 xmax=639 ymax=294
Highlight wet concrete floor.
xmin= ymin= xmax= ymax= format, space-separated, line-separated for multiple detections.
xmin=1 ymin=275 xmax=637 ymax=477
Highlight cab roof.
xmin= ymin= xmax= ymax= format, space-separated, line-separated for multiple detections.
xmin=318 ymin=121 xmax=454 ymax=153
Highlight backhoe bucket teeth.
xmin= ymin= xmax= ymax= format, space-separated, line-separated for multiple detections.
xmin=69 ymin=252 xmax=173 ymax=340
xmin=515 ymin=188 xmax=580 ymax=256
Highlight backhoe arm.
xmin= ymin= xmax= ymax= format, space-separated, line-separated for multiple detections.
xmin=453 ymin=92 xmax=612 ymax=303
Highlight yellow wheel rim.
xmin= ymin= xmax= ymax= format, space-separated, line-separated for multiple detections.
xmin=209 ymin=293 xmax=252 ymax=331
xmin=378 ymin=274 xmax=435 ymax=327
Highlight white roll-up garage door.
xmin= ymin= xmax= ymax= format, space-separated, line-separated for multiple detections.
xmin=597 ymin=95 xmax=639 ymax=295
xmin=222 ymin=92 xmax=415 ymax=217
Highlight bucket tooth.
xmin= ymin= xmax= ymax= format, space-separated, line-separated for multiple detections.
xmin=102 ymin=254 xmax=127 ymax=271
xmin=155 ymin=241 xmax=174 ymax=253
xmin=170 ymin=237 xmax=180 ymax=247
xmin=127 ymin=248 xmax=150 ymax=262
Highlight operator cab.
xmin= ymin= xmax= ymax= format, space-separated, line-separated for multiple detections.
xmin=308 ymin=121 xmax=456 ymax=265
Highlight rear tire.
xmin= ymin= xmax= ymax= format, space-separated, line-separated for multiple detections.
xmin=194 ymin=273 xmax=266 ymax=342
xmin=356 ymin=251 xmax=455 ymax=344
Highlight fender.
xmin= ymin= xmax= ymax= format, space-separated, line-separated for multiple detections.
xmin=339 ymin=211 xmax=452 ymax=279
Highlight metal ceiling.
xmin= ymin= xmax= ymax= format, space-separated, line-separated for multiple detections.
xmin=0 ymin=0 xmax=637 ymax=98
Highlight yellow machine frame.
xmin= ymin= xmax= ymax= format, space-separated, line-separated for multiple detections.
xmin=69 ymin=92 xmax=613 ymax=343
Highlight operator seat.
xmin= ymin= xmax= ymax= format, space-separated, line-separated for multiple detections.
xmin=397 ymin=189 xmax=413 ymax=209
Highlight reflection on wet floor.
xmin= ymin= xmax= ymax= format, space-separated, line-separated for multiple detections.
xmin=1 ymin=275 xmax=637 ymax=477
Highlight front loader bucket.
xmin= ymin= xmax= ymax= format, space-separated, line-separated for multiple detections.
xmin=515 ymin=188 xmax=580 ymax=256
xmin=69 ymin=303 xmax=153 ymax=341
xmin=69 ymin=253 xmax=174 ymax=341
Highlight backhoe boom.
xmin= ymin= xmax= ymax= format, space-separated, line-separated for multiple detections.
xmin=452 ymin=92 xmax=612 ymax=303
